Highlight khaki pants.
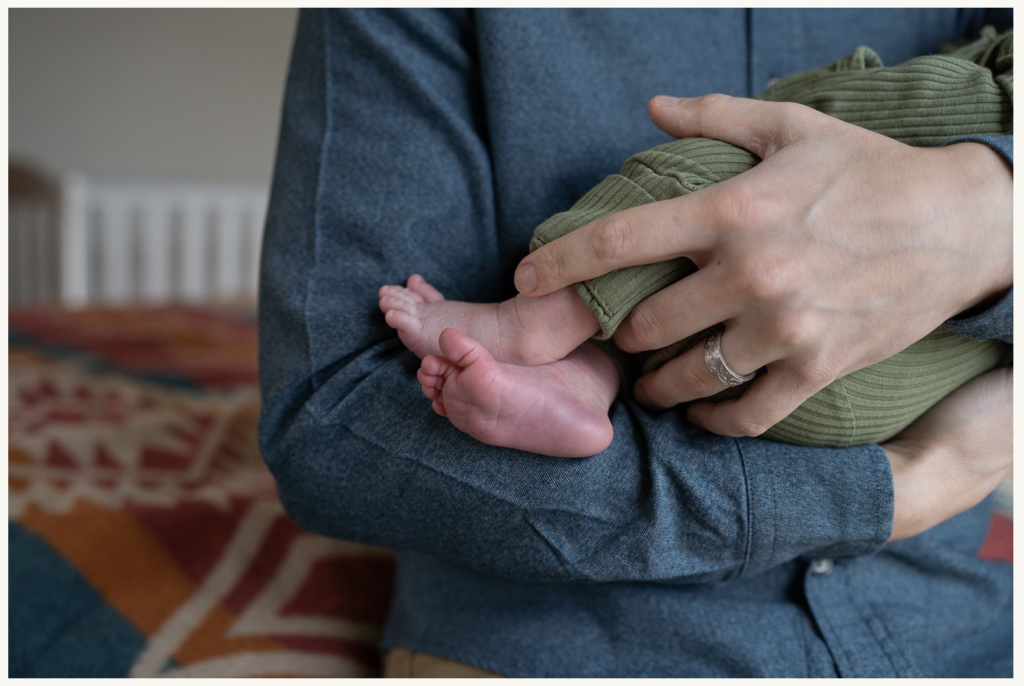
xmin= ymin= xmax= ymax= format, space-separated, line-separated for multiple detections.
xmin=383 ymin=647 xmax=503 ymax=678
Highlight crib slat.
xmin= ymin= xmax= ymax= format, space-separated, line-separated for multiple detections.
xmin=60 ymin=175 xmax=91 ymax=306
xmin=19 ymin=204 xmax=35 ymax=303
xmin=98 ymin=194 xmax=134 ymax=302
xmin=32 ymin=204 xmax=54 ymax=302
xmin=243 ymin=196 xmax=265 ymax=295
xmin=213 ymin=198 xmax=245 ymax=298
xmin=11 ymin=202 xmax=51 ymax=304
xmin=179 ymin=198 xmax=208 ymax=302
xmin=9 ymin=204 xmax=26 ymax=305
xmin=138 ymin=198 xmax=174 ymax=302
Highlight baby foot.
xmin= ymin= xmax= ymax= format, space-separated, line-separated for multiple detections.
xmin=379 ymin=274 xmax=452 ymax=358
xmin=379 ymin=273 xmax=510 ymax=361
xmin=379 ymin=274 xmax=599 ymax=366
xmin=417 ymin=328 xmax=617 ymax=458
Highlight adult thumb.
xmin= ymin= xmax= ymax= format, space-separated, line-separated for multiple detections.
xmin=647 ymin=94 xmax=809 ymax=159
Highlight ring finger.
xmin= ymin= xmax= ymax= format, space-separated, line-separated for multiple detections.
xmin=633 ymin=326 xmax=768 ymax=409
xmin=615 ymin=263 xmax=739 ymax=354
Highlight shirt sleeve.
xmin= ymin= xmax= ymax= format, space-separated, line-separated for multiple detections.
xmin=257 ymin=8 xmax=894 ymax=585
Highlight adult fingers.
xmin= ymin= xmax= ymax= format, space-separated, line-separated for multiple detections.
xmin=632 ymin=328 xmax=771 ymax=410
xmin=614 ymin=265 xmax=738 ymax=354
xmin=648 ymin=94 xmax=817 ymax=159
xmin=514 ymin=195 xmax=717 ymax=297
xmin=685 ymin=371 xmax=823 ymax=438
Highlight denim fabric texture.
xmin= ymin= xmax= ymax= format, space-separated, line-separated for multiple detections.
xmin=258 ymin=9 xmax=1013 ymax=677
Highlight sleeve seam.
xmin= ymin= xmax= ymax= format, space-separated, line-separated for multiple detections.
xmin=733 ymin=436 xmax=758 ymax=578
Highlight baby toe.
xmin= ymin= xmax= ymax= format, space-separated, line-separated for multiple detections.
xmin=407 ymin=274 xmax=445 ymax=303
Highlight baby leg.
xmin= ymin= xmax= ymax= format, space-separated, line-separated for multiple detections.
xmin=379 ymin=274 xmax=600 ymax=366
xmin=418 ymin=328 xmax=618 ymax=458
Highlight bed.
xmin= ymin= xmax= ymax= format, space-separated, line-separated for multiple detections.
xmin=7 ymin=303 xmax=1013 ymax=677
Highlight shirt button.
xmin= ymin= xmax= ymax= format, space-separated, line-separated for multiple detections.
xmin=810 ymin=558 xmax=834 ymax=576
xmin=765 ymin=75 xmax=781 ymax=88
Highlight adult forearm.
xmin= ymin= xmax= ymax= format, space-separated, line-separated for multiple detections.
xmin=887 ymin=140 xmax=1013 ymax=540
xmin=884 ymin=369 xmax=1013 ymax=541
xmin=262 ymin=353 xmax=895 ymax=582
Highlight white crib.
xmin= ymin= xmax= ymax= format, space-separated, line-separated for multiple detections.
xmin=9 ymin=169 xmax=268 ymax=307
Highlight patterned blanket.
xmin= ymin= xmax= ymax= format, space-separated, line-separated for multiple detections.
xmin=8 ymin=305 xmax=1011 ymax=677
xmin=9 ymin=306 xmax=393 ymax=677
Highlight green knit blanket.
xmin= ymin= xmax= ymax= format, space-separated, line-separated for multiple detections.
xmin=530 ymin=27 xmax=1012 ymax=447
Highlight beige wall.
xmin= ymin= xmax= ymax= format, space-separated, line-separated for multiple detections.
xmin=9 ymin=9 xmax=298 ymax=183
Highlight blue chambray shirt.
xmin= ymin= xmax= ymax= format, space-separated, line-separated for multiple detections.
xmin=258 ymin=9 xmax=1013 ymax=677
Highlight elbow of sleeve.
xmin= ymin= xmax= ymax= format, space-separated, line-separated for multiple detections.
xmin=257 ymin=397 xmax=363 ymax=542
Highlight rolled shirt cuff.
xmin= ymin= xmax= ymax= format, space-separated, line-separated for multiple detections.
xmin=735 ymin=437 xmax=894 ymax=575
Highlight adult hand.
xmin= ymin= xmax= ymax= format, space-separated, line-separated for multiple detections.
xmin=883 ymin=367 xmax=1012 ymax=541
xmin=514 ymin=94 xmax=1012 ymax=436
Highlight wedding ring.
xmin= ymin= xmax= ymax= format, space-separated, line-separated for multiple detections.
xmin=704 ymin=330 xmax=756 ymax=387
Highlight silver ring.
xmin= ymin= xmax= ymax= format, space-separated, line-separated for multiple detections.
xmin=704 ymin=330 xmax=756 ymax=387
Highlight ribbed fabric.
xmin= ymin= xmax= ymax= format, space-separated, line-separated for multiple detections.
xmin=530 ymin=28 xmax=1012 ymax=447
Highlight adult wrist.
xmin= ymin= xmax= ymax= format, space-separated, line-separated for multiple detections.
xmin=941 ymin=142 xmax=1013 ymax=316
xmin=884 ymin=439 xmax=941 ymax=541
xmin=884 ymin=433 xmax=1010 ymax=542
